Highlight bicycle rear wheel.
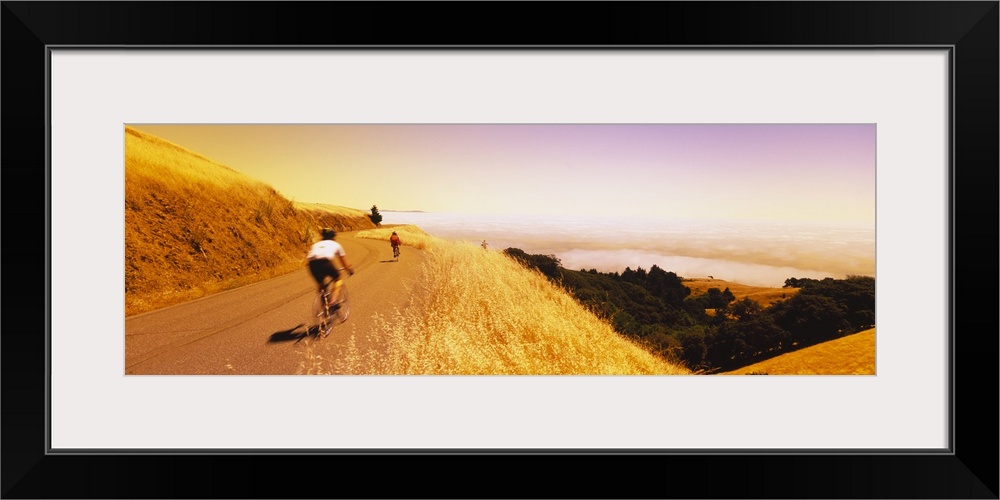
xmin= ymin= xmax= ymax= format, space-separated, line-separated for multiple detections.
xmin=313 ymin=292 xmax=334 ymax=337
xmin=331 ymin=285 xmax=350 ymax=324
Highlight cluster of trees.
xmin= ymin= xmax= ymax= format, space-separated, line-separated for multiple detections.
xmin=689 ymin=275 xmax=875 ymax=371
xmin=502 ymin=248 xmax=876 ymax=373
xmin=502 ymin=248 xmax=562 ymax=280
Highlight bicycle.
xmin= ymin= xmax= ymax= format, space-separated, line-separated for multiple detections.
xmin=313 ymin=271 xmax=351 ymax=338
xmin=392 ymin=244 xmax=400 ymax=261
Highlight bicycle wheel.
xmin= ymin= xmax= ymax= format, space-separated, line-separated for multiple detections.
xmin=313 ymin=292 xmax=333 ymax=337
xmin=331 ymin=284 xmax=350 ymax=324
xmin=393 ymin=246 xmax=400 ymax=259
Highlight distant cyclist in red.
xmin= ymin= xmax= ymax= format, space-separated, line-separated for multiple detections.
xmin=390 ymin=231 xmax=401 ymax=260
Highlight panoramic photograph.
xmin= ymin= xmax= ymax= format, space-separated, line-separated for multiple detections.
xmin=124 ymin=123 xmax=876 ymax=376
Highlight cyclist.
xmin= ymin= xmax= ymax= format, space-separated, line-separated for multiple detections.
xmin=307 ymin=228 xmax=354 ymax=307
xmin=390 ymin=231 xmax=401 ymax=258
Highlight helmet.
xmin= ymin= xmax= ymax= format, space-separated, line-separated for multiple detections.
xmin=392 ymin=231 xmax=397 ymax=235
xmin=321 ymin=228 xmax=336 ymax=239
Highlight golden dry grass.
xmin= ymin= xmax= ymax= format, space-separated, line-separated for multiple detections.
xmin=312 ymin=234 xmax=693 ymax=375
xmin=683 ymin=277 xmax=798 ymax=308
xmin=125 ymin=126 xmax=375 ymax=316
xmin=721 ymin=328 xmax=876 ymax=375
xmin=355 ymin=225 xmax=432 ymax=250
xmin=292 ymin=201 xmax=369 ymax=218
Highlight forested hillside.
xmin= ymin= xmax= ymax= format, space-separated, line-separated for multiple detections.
xmin=503 ymin=248 xmax=876 ymax=373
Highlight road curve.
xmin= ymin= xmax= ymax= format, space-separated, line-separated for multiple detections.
xmin=124 ymin=231 xmax=426 ymax=374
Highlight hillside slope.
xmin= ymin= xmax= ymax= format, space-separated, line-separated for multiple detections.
xmin=721 ymin=328 xmax=876 ymax=375
xmin=125 ymin=126 xmax=375 ymax=315
xmin=324 ymin=232 xmax=694 ymax=375
xmin=683 ymin=277 xmax=798 ymax=308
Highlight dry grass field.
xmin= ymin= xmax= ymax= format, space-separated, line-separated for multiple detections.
xmin=311 ymin=233 xmax=694 ymax=375
xmin=721 ymin=328 xmax=876 ymax=375
xmin=355 ymin=225 xmax=433 ymax=251
xmin=125 ymin=126 xmax=374 ymax=316
xmin=292 ymin=201 xmax=370 ymax=218
xmin=683 ymin=277 xmax=798 ymax=308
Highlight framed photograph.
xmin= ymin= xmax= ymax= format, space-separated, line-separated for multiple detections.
xmin=4 ymin=2 xmax=996 ymax=498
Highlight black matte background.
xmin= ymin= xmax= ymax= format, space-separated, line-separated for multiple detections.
xmin=3 ymin=2 xmax=997 ymax=499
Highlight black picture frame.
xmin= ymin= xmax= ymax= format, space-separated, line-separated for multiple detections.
xmin=3 ymin=2 xmax=997 ymax=498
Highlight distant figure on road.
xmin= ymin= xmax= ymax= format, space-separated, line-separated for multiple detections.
xmin=390 ymin=231 xmax=401 ymax=260
xmin=307 ymin=228 xmax=354 ymax=303
xmin=481 ymin=240 xmax=489 ymax=250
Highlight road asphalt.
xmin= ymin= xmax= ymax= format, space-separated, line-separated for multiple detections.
xmin=124 ymin=231 xmax=426 ymax=375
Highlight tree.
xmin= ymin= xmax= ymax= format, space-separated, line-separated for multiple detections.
xmin=727 ymin=297 xmax=763 ymax=322
xmin=773 ymin=293 xmax=849 ymax=345
xmin=704 ymin=287 xmax=736 ymax=308
xmin=678 ymin=328 xmax=708 ymax=370
xmin=612 ymin=310 xmax=641 ymax=337
xmin=369 ymin=205 xmax=383 ymax=227
xmin=502 ymin=247 xmax=562 ymax=279
xmin=646 ymin=265 xmax=690 ymax=307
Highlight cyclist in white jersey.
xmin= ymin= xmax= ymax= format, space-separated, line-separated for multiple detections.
xmin=307 ymin=228 xmax=354 ymax=299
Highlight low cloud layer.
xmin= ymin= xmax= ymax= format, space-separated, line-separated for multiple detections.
xmin=387 ymin=213 xmax=875 ymax=287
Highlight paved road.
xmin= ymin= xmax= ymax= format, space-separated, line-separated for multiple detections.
xmin=124 ymin=231 xmax=425 ymax=374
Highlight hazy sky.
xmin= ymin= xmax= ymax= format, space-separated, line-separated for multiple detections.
xmin=128 ymin=124 xmax=875 ymax=224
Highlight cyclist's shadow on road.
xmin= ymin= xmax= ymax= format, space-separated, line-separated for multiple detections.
xmin=379 ymin=259 xmax=399 ymax=263
xmin=267 ymin=324 xmax=320 ymax=344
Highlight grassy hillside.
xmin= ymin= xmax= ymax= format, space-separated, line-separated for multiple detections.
xmin=124 ymin=126 xmax=375 ymax=316
xmin=721 ymin=328 xmax=875 ymax=375
xmin=683 ymin=277 xmax=798 ymax=308
xmin=309 ymin=232 xmax=693 ymax=375
xmin=355 ymin=225 xmax=433 ymax=250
